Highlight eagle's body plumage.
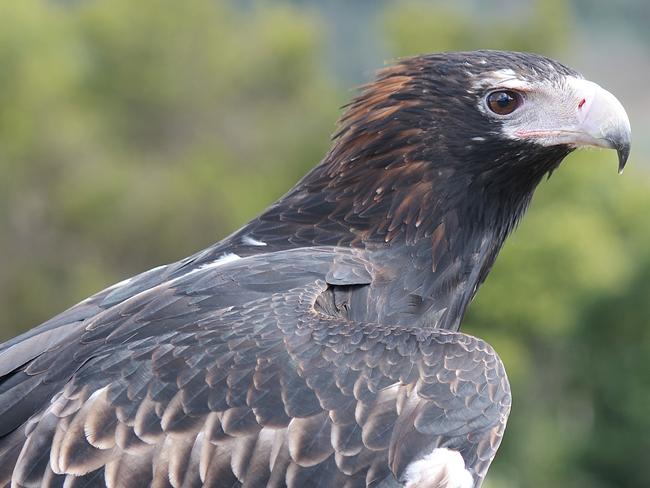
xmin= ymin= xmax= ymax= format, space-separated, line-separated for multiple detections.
xmin=0 ymin=51 xmax=630 ymax=487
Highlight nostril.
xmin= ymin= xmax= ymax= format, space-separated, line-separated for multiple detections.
xmin=578 ymin=98 xmax=586 ymax=109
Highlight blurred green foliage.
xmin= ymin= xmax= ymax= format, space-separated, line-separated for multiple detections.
xmin=382 ymin=0 xmax=571 ymax=54
xmin=0 ymin=0 xmax=338 ymax=334
xmin=0 ymin=1 xmax=648 ymax=487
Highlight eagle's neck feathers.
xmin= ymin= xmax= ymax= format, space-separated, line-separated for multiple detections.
xmin=259 ymin=65 xmax=568 ymax=250
xmin=221 ymin=62 xmax=572 ymax=329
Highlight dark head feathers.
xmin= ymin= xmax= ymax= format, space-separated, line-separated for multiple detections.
xmin=277 ymin=51 xmax=574 ymax=246
xmin=331 ymin=50 xmax=577 ymax=173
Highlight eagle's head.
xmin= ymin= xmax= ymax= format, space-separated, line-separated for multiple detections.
xmin=434 ymin=50 xmax=630 ymax=171
xmin=336 ymin=50 xmax=630 ymax=169
xmin=317 ymin=50 xmax=631 ymax=244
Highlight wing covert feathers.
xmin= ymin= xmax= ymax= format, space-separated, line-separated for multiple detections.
xmin=0 ymin=250 xmax=510 ymax=487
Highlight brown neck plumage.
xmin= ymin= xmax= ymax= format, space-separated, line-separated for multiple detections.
xmin=266 ymin=61 xmax=564 ymax=249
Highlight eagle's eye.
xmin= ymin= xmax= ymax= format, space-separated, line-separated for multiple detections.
xmin=486 ymin=90 xmax=522 ymax=115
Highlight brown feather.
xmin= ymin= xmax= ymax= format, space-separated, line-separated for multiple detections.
xmin=288 ymin=412 xmax=333 ymax=467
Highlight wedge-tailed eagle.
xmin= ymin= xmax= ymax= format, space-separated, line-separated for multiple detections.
xmin=0 ymin=51 xmax=631 ymax=488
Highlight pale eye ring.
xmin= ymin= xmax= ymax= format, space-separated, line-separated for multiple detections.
xmin=486 ymin=90 xmax=523 ymax=115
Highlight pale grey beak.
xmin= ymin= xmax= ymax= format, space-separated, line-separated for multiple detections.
xmin=570 ymin=78 xmax=631 ymax=173
xmin=510 ymin=77 xmax=632 ymax=172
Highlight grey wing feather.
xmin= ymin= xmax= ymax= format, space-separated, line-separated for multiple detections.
xmin=0 ymin=260 xmax=184 ymax=378
xmin=0 ymin=247 xmax=510 ymax=488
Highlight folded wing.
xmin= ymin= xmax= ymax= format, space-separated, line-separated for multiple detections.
xmin=0 ymin=248 xmax=510 ymax=488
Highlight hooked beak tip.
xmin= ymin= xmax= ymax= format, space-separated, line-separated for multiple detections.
xmin=567 ymin=78 xmax=631 ymax=174
xmin=617 ymin=143 xmax=630 ymax=174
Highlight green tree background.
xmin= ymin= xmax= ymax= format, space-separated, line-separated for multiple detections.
xmin=0 ymin=1 xmax=648 ymax=487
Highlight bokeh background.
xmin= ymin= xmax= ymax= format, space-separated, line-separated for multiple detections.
xmin=0 ymin=1 xmax=648 ymax=487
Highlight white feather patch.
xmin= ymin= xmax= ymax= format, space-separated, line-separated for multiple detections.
xmin=404 ymin=448 xmax=474 ymax=488
xmin=472 ymin=68 xmax=531 ymax=92
xmin=242 ymin=235 xmax=268 ymax=246
xmin=166 ymin=253 xmax=242 ymax=285
xmin=199 ymin=252 xmax=241 ymax=269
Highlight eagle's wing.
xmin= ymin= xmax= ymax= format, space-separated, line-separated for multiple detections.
xmin=0 ymin=247 xmax=510 ymax=488
xmin=0 ymin=258 xmax=189 ymax=378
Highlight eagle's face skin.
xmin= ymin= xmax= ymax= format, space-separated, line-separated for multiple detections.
xmin=473 ymin=65 xmax=630 ymax=170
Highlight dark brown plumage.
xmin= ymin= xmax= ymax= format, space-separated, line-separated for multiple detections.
xmin=0 ymin=51 xmax=630 ymax=487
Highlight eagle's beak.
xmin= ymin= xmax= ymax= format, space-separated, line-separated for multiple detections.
xmin=571 ymin=79 xmax=631 ymax=173
xmin=615 ymin=138 xmax=631 ymax=174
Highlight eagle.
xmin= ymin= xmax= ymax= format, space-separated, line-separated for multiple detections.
xmin=0 ymin=51 xmax=631 ymax=488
